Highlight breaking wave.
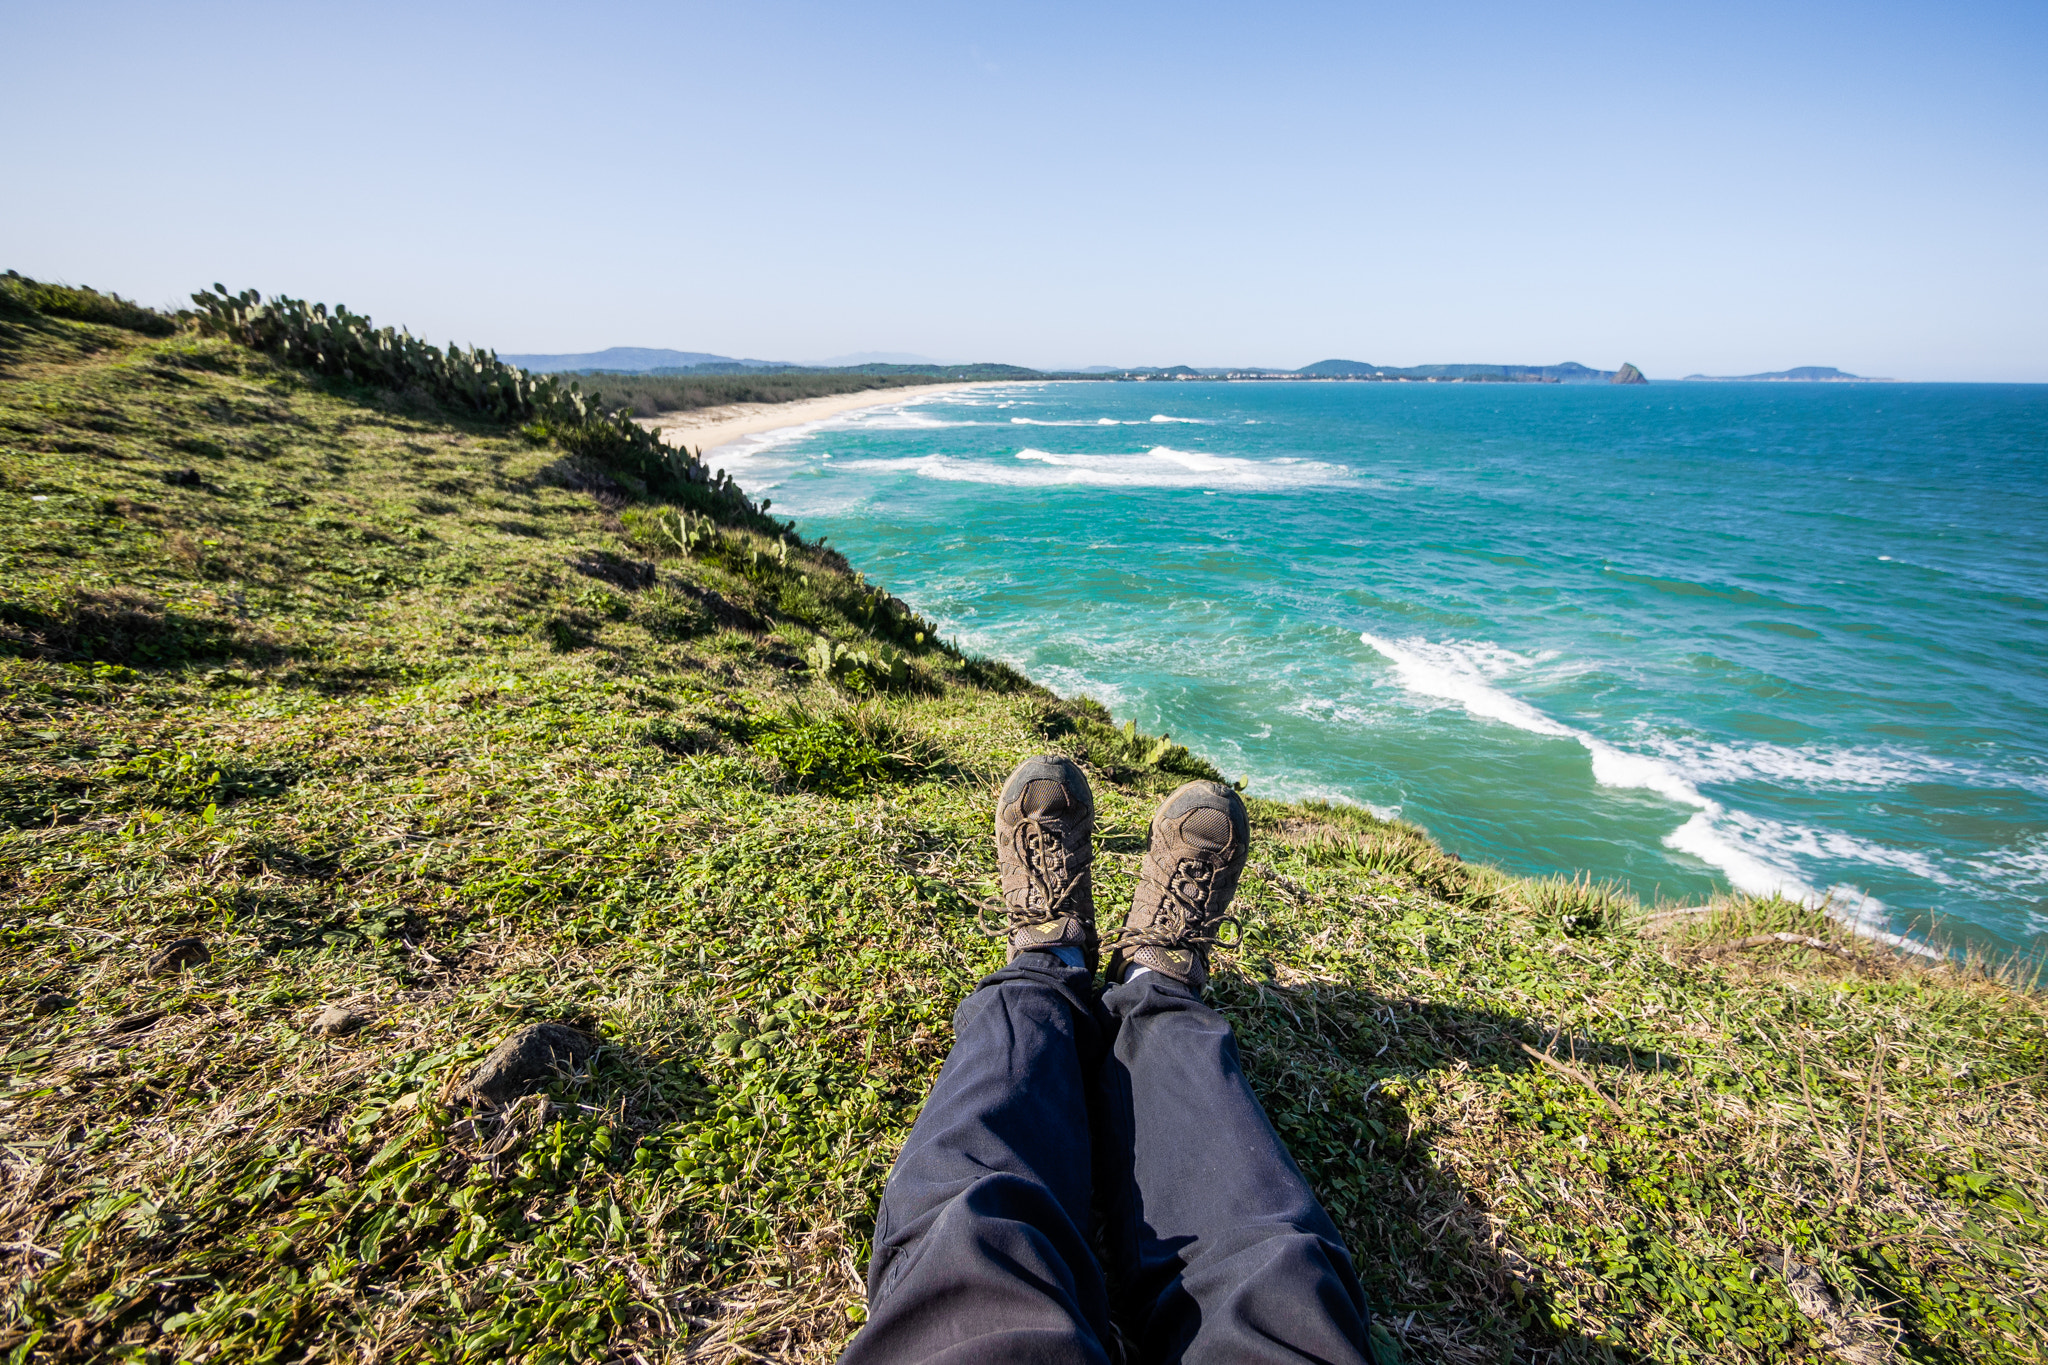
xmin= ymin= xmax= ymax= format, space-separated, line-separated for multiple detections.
xmin=1357 ymin=633 xmax=1937 ymax=951
xmin=831 ymin=446 xmax=1350 ymax=490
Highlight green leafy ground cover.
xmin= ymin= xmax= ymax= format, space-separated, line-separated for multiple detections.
xmin=1 ymin=291 xmax=2044 ymax=1365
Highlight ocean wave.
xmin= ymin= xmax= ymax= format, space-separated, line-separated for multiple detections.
xmin=839 ymin=410 xmax=976 ymax=430
xmin=1238 ymin=776 xmax=1402 ymax=822
xmin=1150 ymin=414 xmax=1203 ymax=423
xmin=832 ymin=446 xmax=1349 ymax=491
xmin=1357 ymin=632 xmax=1937 ymax=947
xmin=1640 ymin=735 xmax=2048 ymax=797
xmin=1006 ymin=416 xmax=1166 ymax=426
xmin=1966 ymin=835 xmax=2048 ymax=892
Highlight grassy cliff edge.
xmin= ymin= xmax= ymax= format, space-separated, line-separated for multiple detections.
xmin=2 ymin=285 xmax=2043 ymax=1365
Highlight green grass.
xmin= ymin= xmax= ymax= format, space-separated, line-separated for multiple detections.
xmin=1 ymin=294 xmax=2044 ymax=1365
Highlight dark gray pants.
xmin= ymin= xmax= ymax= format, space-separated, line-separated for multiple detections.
xmin=841 ymin=955 xmax=1371 ymax=1364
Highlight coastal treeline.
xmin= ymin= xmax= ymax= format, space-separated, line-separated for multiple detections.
xmin=573 ymin=369 xmax=993 ymax=418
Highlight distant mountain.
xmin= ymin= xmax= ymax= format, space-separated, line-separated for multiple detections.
xmin=809 ymin=351 xmax=944 ymax=367
xmin=1679 ymin=366 xmax=1884 ymax=382
xmin=1298 ymin=359 xmax=1619 ymax=383
xmin=498 ymin=347 xmax=791 ymax=374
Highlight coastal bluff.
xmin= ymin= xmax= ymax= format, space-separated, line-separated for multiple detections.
xmin=3 ymin=275 xmax=2042 ymax=1365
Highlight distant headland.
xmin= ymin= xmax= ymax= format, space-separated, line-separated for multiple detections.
xmin=1680 ymin=366 xmax=1890 ymax=382
xmin=501 ymin=347 xmax=1650 ymax=385
xmin=502 ymin=349 xmax=1897 ymax=388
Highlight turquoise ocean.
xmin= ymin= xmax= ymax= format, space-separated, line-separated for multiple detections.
xmin=720 ymin=381 xmax=2048 ymax=956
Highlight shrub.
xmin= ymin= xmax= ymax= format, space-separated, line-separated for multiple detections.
xmin=1519 ymin=872 xmax=1638 ymax=936
xmin=751 ymin=707 xmax=894 ymax=797
xmin=1 ymin=271 xmax=177 ymax=335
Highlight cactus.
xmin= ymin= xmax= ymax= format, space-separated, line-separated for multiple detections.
xmin=188 ymin=286 xmax=759 ymax=518
xmin=806 ymin=636 xmax=907 ymax=691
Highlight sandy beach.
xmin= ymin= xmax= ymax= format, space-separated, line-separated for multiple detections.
xmin=636 ymin=381 xmax=997 ymax=460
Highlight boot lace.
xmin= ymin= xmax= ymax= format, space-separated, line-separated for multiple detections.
xmin=980 ymin=813 xmax=1086 ymax=936
xmin=1106 ymin=854 xmax=1241 ymax=955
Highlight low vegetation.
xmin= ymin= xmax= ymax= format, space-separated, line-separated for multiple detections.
xmin=564 ymin=369 xmax=1041 ymax=421
xmin=1 ymin=281 xmax=2043 ymax=1365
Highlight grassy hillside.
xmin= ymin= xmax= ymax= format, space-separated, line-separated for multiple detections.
xmin=1 ymin=285 xmax=2044 ymax=1365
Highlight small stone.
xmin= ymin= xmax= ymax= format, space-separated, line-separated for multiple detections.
xmin=146 ymin=937 xmax=210 ymax=977
xmin=310 ymin=1005 xmax=366 ymax=1038
xmin=463 ymin=1023 xmax=598 ymax=1103
xmin=33 ymin=992 xmax=75 ymax=1016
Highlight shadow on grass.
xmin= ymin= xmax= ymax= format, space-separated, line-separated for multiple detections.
xmin=0 ymin=587 xmax=253 ymax=668
xmin=1216 ymin=974 xmax=1665 ymax=1364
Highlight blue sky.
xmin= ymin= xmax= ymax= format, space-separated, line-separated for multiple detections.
xmin=5 ymin=1 xmax=2044 ymax=378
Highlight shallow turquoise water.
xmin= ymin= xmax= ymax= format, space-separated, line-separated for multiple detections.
xmin=724 ymin=381 xmax=2048 ymax=954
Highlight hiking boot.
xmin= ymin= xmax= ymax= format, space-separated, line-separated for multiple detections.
xmin=1106 ymin=780 xmax=1250 ymax=991
xmin=993 ymin=755 xmax=1097 ymax=970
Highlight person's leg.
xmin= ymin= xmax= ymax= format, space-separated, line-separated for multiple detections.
xmin=844 ymin=952 xmax=1113 ymax=1365
xmin=843 ymin=755 xmax=1113 ymax=1365
xmin=1099 ymin=782 xmax=1371 ymax=1365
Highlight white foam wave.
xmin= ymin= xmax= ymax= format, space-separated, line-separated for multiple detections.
xmin=1644 ymin=737 xmax=1960 ymax=789
xmin=1358 ymin=635 xmax=1700 ymax=806
xmin=1007 ymin=416 xmax=1174 ymax=427
xmin=1967 ymin=835 xmax=2048 ymax=891
xmin=1150 ymin=414 xmax=1203 ymax=423
xmin=1357 ymin=632 xmax=1938 ymax=950
xmin=832 ymin=446 xmax=1347 ymax=491
xmin=839 ymin=409 xmax=975 ymax=430
xmin=1641 ymin=735 xmax=2048 ymax=797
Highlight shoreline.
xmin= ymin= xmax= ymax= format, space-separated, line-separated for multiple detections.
xmin=636 ymin=381 xmax=1008 ymax=461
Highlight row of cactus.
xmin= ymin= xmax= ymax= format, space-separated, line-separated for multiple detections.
xmin=187 ymin=286 xmax=752 ymax=512
xmin=660 ymin=511 xmax=794 ymax=577
xmin=806 ymin=635 xmax=909 ymax=691
xmin=658 ymin=509 xmax=722 ymax=558
xmin=847 ymin=572 xmax=933 ymax=646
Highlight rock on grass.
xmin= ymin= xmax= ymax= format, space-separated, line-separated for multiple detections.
xmin=310 ymin=1005 xmax=368 ymax=1037
xmin=146 ymin=937 xmax=210 ymax=977
xmin=463 ymin=1023 xmax=599 ymax=1103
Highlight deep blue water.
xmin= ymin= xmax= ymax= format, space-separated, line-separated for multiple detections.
xmin=721 ymin=381 xmax=2048 ymax=954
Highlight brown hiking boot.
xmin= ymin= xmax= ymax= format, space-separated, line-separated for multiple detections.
xmin=1106 ymin=780 xmax=1250 ymax=991
xmin=993 ymin=755 xmax=1097 ymax=970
